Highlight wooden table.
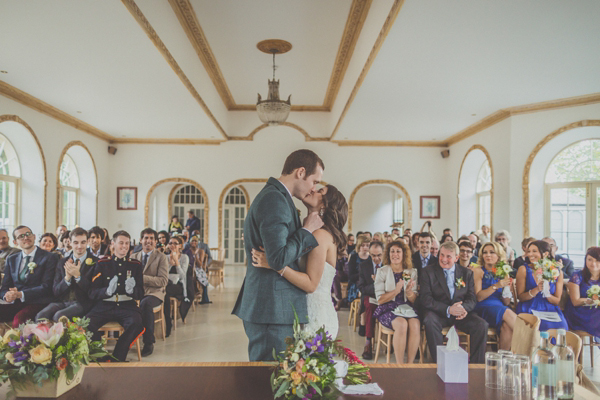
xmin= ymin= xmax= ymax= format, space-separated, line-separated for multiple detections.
xmin=1 ymin=363 xmax=595 ymax=399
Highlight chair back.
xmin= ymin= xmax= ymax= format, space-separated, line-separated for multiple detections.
xmin=210 ymin=248 xmax=225 ymax=262
xmin=511 ymin=313 xmax=541 ymax=356
xmin=545 ymin=329 xmax=582 ymax=362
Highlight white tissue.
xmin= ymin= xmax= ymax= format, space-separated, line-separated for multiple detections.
xmin=334 ymin=360 xmax=384 ymax=396
xmin=502 ymin=286 xmax=513 ymax=299
xmin=445 ymin=326 xmax=460 ymax=351
xmin=542 ymin=280 xmax=551 ymax=298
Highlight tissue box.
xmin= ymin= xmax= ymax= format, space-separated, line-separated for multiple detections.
xmin=437 ymin=346 xmax=469 ymax=383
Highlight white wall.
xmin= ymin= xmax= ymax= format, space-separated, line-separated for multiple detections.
xmin=352 ymin=185 xmax=396 ymax=234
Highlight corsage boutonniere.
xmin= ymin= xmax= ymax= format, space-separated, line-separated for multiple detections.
xmin=27 ymin=262 xmax=37 ymax=273
xmin=85 ymin=258 xmax=96 ymax=266
xmin=297 ymin=208 xmax=301 ymax=217
xmin=455 ymin=277 xmax=466 ymax=289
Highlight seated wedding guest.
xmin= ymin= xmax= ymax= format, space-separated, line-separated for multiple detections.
xmin=88 ymin=226 xmax=107 ymax=258
xmin=421 ymin=241 xmax=488 ymax=364
xmin=164 ymin=236 xmax=191 ymax=337
xmin=363 ymin=232 xmax=372 ymax=241
xmin=565 ymin=247 xmax=600 ymax=338
xmin=404 ymin=229 xmax=413 ymax=237
xmin=187 ymin=231 xmax=212 ymax=266
xmin=440 ymin=234 xmax=454 ymax=244
xmin=391 ymin=228 xmax=400 ymax=236
xmin=473 ymin=242 xmax=516 ymax=350
xmin=184 ymin=210 xmax=201 ymax=239
xmin=0 ymin=229 xmax=21 ymax=274
xmin=39 ymin=233 xmax=59 ymax=254
xmin=36 ymin=228 xmax=96 ymax=322
xmin=412 ymin=232 xmax=437 ymax=279
xmin=131 ymin=228 xmax=168 ymax=357
xmin=430 ymin=239 xmax=440 ymax=258
xmin=157 ymin=230 xmax=170 ymax=253
xmin=373 ymin=232 xmax=383 ymax=243
xmin=347 ymin=234 xmax=356 ymax=254
xmin=333 ymin=248 xmax=349 ymax=310
xmin=169 ymin=215 xmax=183 ymax=234
xmin=513 ymin=237 xmax=536 ymax=271
xmin=458 ymin=241 xmax=475 ymax=269
xmin=86 ymin=230 xmax=145 ymax=362
xmin=189 ymin=236 xmax=210 ymax=305
xmin=468 ymin=233 xmax=480 ymax=259
xmin=0 ymin=226 xmax=59 ymax=327
xmin=443 ymin=228 xmax=453 ymax=237
xmin=494 ymin=230 xmax=517 ymax=266
xmin=516 ymin=240 xmax=568 ymax=331
xmin=348 ymin=235 xmax=370 ymax=306
xmin=58 ymin=231 xmax=72 ymax=256
xmin=401 ymin=234 xmax=411 ymax=246
xmin=542 ymin=236 xmax=574 ymax=279
xmin=56 ymin=225 xmax=67 ymax=252
xmin=479 ymin=225 xmax=491 ymax=244
xmin=410 ymin=233 xmax=420 ymax=254
xmin=373 ymin=240 xmax=419 ymax=363
xmin=358 ymin=241 xmax=384 ymax=360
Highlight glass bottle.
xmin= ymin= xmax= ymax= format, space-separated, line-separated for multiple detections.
xmin=532 ymin=331 xmax=557 ymax=400
xmin=551 ymin=329 xmax=574 ymax=399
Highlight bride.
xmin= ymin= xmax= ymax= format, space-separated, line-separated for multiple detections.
xmin=252 ymin=184 xmax=348 ymax=339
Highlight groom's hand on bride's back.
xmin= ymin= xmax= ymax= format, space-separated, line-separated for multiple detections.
xmin=303 ymin=211 xmax=323 ymax=233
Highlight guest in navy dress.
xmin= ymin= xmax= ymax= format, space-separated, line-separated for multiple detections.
xmin=516 ymin=240 xmax=568 ymax=331
xmin=473 ymin=242 xmax=517 ymax=350
xmin=373 ymin=240 xmax=419 ymax=363
xmin=565 ymin=247 xmax=600 ymax=336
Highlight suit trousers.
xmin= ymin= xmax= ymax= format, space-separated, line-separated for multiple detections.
xmin=243 ymin=320 xmax=294 ymax=361
xmin=139 ymin=295 xmax=162 ymax=345
xmin=423 ymin=310 xmax=488 ymax=364
xmin=36 ymin=301 xmax=84 ymax=322
xmin=0 ymin=302 xmax=46 ymax=327
xmin=363 ymin=296 xmax=378 ymax=338
xmin=86 ymin=301 xmax=144 ymax=362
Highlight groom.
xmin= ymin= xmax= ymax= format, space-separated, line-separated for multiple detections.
xmin=233 ymin=149 xmax=325 ymax=361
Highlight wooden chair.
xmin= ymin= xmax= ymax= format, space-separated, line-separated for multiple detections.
xmin=207 ymin=260 xmax=225 ymax=289
xmin=571 ymin=330 xmax=600 ymax=368
xmin=209 ymin=247 xmax=225 ymax=262
xmin=374 ymin=322 xmax=423 ymax=364
xmin=98 ymin=322 xmax=142 ymax=361
xmin=153 ymin=304 xmax=166 ymax=341
xmin=169 ymin=297 xmax=184 ymax=331
xmin=487 ymin=327 xmax=499 ymax=350
xmin=418 ymin=326 xmax=470 ymax=362
xmin=340 ymin=282 xmax=348 ymax=300
xmin=348 ymin=298 xmax=361 ymax=332
xmin=511 ymin=313 xmax=541 ymax=356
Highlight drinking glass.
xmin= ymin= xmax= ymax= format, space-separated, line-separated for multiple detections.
xmin=502 ymin=358 xmax=522 ymax=398
xmin=502 ymin=354 xmax=517 ymax=392
xmin=485 ymin=352 xmax=502 ymax=389
xmin=513 ymin=354 xmax=531 ymax=395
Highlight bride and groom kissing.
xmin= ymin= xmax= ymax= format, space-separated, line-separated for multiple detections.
xmin=232 ymin=149 xmax=348 ymax=361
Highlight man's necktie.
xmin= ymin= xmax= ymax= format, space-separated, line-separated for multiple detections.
xmin=444 ymin=269 xmax=455 ymax=299
xmin=142 ymin=253 xmax=149 ymax=267
xmin=20 ymin=255 xmax=30 ymax=282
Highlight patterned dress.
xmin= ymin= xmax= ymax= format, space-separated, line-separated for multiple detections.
xmin=373 ymin=273 xmax=418 ymax=329
xmin=474 ymin=269 xmax=509 ymax=330
xmin=565 ymin=270 xmax=600 ymax=336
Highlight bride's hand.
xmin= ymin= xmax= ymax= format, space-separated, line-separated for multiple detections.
xmin=251 ymin=248 xmax=271 ymax=269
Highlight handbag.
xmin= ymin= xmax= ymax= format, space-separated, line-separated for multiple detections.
xmin=195 ymin=267 xmax=209 ymax=287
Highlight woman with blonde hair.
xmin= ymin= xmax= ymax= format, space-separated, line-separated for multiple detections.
xmin=373 ymin=240 xmax=419 ymax=363
xmin=473 ymin=241 xmax=516 ymax=350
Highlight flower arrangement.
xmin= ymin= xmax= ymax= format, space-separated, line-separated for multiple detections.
xmin=0 ymin=317 xmax=107 ymax=391
xmin=27 ymin=262 xmax=37 ymax=274
xmin=490 ymin=261 xmax=513 ymax=280
xmin=469 ymin=262 xmax=480 ymax=269
xmin=586 ymin=285 xmax=600 ymax=308
xmin=271 ymin=316 xmax=371 ymax=399
xmin=534 ymin=258 xmax=561 ymax=283
xmin=455 ymin=277 xmax=466 ymax=289
xmin=402 ymin=270 xmax=411 ymax=283
xmin=84 ymin=258 xmax=95 ymax=266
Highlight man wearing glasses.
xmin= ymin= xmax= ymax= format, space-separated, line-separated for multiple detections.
xmin=0 ymin=226 xmax=59 ymax=327
xmin=457 ymin=241 xmax=475 ymax=269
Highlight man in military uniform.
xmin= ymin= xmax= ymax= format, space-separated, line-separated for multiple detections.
xmin=86 ymin=230 xmax=145 ymax=362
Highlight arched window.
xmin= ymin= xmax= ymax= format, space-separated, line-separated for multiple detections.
xmin=545 ymin=139 xmax=600 ymax=268
xmin=476 ymin=160 xmax=491 ymax=229
xmin=223 ymin=187 xmax=246 ymax=264
xmin=172 ymin=185 xmax=205 ymax=239
xmin=59 ymin=154 xmax=79 ymax=230
xmin=0 ymin=134 xmax=20 ymax=232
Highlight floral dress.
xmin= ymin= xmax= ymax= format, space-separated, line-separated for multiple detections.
xmin=474 ymin=269 xmax=509 ymax=330
xmin=373 ymin=273 xmax=417 ymax=329
xmin=565 ymin=270 xmax=600 ymax=336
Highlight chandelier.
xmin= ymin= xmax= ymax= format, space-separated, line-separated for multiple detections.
xmin=256 ymin=40 xmax=292 ymax=126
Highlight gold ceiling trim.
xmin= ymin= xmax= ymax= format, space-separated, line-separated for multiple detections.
xmin=347 ymin=179 xmax=412 ymax=232
xmin=0 ymin=81 xmax=114 ymax=142
xmin=169 ymin=0 xmax=371 ymax=112
xmin=333 ymin=139 xmax=447 ymax=147
xmin=522 ymin=119 xmax=600 ymax=239
xmin=329 ymin=0 xmax=405 ymax=141
xmin=110 ymin=137 xmax=223 ymax=145
xmin=0 ymin=115 xmax=48 ymax=232
xmin=228 ymin=122 xmax=330 ymax=142
xmin=55 ymin=141 xmax=99 ymax=229
xmin=456 ymin=144 xmax=494 ymax=238
xmin=122 ymin=0 xmax=228 ymax=140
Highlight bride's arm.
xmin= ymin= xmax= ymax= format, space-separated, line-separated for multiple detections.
xmin=252 ymin=230 xmax=330 ymax=293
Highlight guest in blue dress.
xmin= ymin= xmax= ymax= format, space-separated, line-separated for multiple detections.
xmin=474 ymin=242 xmax=517 ymax=350
xmin=516 ymin=240 xmax=568 ymax=331
xmin=565 ymin=247 xmax=600 ymax=336
xmin=373 ymin=240 xmax=420 ymax=363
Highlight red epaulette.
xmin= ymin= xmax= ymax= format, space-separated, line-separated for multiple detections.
xmin=98 ymin=257 xmax=111 ymax=263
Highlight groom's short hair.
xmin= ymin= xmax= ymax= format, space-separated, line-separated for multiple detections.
xmin=282 ymin=149 xmax=324 ymax=177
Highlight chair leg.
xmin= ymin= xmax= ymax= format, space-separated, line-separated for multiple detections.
xmin=348 ymin=303 xmax=353 ymax=326
xmin=136 ymin=338 xmax=142 ymax=361
xmin=386 ymin=332 xmax=392 ymax=364
xmin=374 ymin=325 xmax=382 ymax=363
xmin=590 ymin=339 xmax=594 ymax=368
xmin=161 ymin=308 xmax=166 ymax=341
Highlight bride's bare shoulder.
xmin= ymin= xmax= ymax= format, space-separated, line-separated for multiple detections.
xmin=312 ymin=228 xmax=334 ymax=244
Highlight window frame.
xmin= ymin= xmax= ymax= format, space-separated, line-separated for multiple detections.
xmin=59 ymin=154 xmax=80 ymax=230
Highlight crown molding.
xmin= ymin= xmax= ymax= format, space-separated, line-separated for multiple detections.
xmin=111 ymin=137 xmax=223 ymax=145
xmin=333 ymin=139 xmax=447 ymax=147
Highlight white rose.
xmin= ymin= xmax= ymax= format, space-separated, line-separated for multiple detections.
xmin=290 ymin=352 xmax=299 ymax=362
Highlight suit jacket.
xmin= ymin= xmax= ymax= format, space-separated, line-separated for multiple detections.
xmin=131 ymin=250 xmax=169 ymax=301
xmin=0 ymin=247 xmax=59 ymax=304
xmin=53 ymin=250 xmax=96 ymax=314
xmin=0 ymin=247 xmax=21 ymax=274
xmin=348 ymin=252 xmax=371 ymax=286
xmin=232 ymin=177 xmax=318 ymax=324
xmin=412 ymin=251 xmax=438 ymax=281
xmin=419 ymin=262 xmax=477 ymax=319
xmin=555 ymin=254 xmax=574 ymax=279
xmin=358 ymin=260 xmax=378 ymax=302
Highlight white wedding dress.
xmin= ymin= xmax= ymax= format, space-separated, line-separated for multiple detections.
xmin=305 ymin=262 xmax=339 ymax=339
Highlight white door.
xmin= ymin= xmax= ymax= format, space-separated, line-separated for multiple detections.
xmin=224 ymin=205 xmax=245 ymax=265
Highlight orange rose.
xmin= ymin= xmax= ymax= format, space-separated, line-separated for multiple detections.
xmin=593 ymin=294 xmax=599 ymax=301
xmin=56 ymin=358 xmax=68 ymax=371
xmin=290 ymin=371 xmax=303 ymax=386
xmin=306 ymin=373 xmax=319 ymax=383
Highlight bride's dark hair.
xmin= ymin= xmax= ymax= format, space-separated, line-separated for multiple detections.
xmin=321 ymin=185 xmax=348 ymax=254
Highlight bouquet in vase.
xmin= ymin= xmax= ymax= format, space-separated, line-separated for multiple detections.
xmin=586 ymin=285 xmax=600 ymax=308
xmin=489 ymin=261 xmax=513 ymax=299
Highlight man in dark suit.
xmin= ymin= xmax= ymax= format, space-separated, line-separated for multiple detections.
xmin=88 ymin=226 xmax=108 ymax=258
xmin=358 ymin=241 xmax=384 ymax=360
xmin=0 ymin=226 xmax=59 ymax=327
xmin=232 ymin=149 xmax=323 ymax=361
xmin=542 ymin=237 xmax=574 ymax=278
xmin=36 ymin=227 xmax=96 ymax=322
xmin=412 ymin=232 xmax=438 ymax=278
xmin=0 ymin=229 xmax=20 ymax=275
xmin=185 ymin=211 xmax=201 ymax=239
xmin=420 ymin=241 xmax=488 ymax=364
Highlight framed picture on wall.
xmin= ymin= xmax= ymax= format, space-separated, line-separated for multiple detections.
xmin=420 ymin=196 xmax=440 ymax=219
xmin=117 ymin=187 xmax=137 ymax=210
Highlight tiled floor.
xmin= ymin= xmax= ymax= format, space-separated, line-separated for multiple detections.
xmin=121 ymin=264 xmax=600 ymax=390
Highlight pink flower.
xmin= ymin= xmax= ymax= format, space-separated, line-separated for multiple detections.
xmin=32 ymin=322 xmax=64 ymax=347
xmin=295 ymin=359 xmax=305 ymax=373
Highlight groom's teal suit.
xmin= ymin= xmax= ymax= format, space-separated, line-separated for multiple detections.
xmin=232 ymin=178 xmax=318 ymax=361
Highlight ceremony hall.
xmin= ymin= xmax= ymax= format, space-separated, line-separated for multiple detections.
xmin=0 ymin=0 xmax=599 ymax=398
